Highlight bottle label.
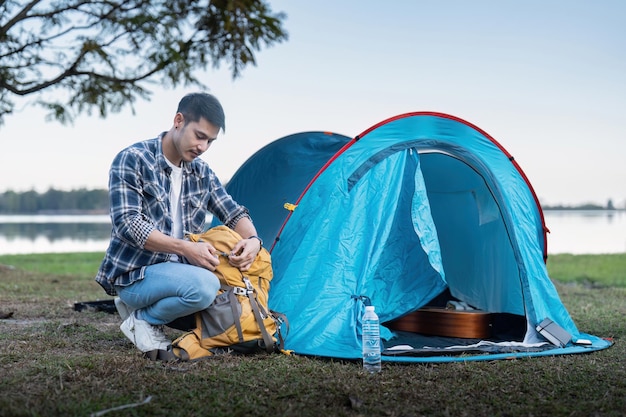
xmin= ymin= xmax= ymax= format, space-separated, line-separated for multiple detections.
xmin=363 ymin=321 xmax=380 ymax=351
xmin=363 ymin=336 xmax=379 ymax=349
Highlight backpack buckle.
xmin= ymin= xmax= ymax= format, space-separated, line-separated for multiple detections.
xmin=242 ymin=277 xmax=255 ymax=292
xmin=232 ymin=287 xmax=248 ymax=296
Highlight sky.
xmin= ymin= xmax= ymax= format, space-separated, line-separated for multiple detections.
xmin=1 ymin=0 xmax=625 ymax=207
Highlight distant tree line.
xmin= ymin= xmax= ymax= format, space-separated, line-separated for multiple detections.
xmin=0 ymin=188 xmax=108 ymax=214
xmin=542 ymin=199 xmax=618 ymax=211
xmin=0 ymin=189 xmax=620 ymax=214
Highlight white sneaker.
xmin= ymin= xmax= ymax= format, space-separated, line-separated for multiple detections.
xmin=114 ymin=297 xmax=131 ymax=321
xmin=120 ymin=311 xmax=171 ymax=352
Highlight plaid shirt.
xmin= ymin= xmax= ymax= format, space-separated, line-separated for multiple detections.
xmin=94 ymin=134 xmax=250 ymax=296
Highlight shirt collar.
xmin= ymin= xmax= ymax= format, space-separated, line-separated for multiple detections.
xmin=156 ymin=132 xmax=196 ymax=176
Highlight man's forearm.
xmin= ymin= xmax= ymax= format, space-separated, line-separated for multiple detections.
xmin=143 ymin=229 xmax=189 ymax=255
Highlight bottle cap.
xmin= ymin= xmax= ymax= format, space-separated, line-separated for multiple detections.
xmin=365 ymin=306 xmax=375 ymax=312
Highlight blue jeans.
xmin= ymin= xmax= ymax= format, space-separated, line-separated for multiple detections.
xmin=115 ymin=262 xmax=220 ymax=325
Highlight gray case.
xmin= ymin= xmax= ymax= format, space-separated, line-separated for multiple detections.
xmin=536 ymin=318 xmax=572 ymax=347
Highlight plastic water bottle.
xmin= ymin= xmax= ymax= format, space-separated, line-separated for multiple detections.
xmin=362 ymin=305 xmax=381 ymax=373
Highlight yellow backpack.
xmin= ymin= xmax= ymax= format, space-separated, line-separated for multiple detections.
xmin=171 ymin=226 xmax=287 ymax=361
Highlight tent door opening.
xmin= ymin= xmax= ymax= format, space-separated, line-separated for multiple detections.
xmin=379 ymin=150 xmax=531 ymax=354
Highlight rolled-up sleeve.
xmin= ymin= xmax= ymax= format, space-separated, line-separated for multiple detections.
xmin=109 ymin=147 xmax=159 ymax=248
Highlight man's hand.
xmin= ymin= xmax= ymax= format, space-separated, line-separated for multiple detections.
xmin=227 ymin=238 xmax=261 ymax=271
xmin=183 ymin=241 xmax=221 ymax=271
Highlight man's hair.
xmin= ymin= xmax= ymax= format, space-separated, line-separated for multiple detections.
xmin=177 ymin=92 xmax=226 ymax=132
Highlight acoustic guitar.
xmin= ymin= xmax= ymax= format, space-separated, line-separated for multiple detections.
xmin=386 ymin=307 xmax=492 ymax=339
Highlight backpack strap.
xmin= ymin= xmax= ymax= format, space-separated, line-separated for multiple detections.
xmin=228 ymin=276 xmax=276 ymax=352
xmin=221 ymin=283 xmax=246 ymax=343
xmin=270 ymin=310 xmax=289 ymax=351
xmin=242 ymin=276 xmax=276 ymax=353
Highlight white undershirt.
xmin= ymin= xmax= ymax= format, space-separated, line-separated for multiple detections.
xmin=165 ymin=159 xmax=184 ymax=260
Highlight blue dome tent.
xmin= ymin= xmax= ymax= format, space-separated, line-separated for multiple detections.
xmin=222 ymin=131 xmax=352 ymax=244
xmin=216 ymin=113 xmax=612 ymax=362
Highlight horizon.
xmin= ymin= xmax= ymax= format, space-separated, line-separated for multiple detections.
xmin=0 ymin=187 xmax=621 ymax=210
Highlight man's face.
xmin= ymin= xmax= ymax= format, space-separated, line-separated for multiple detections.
xmin=176 ymin=117 xmax=220 ymax=163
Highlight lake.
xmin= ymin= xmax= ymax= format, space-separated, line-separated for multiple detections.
xmin=0 ymin=211 xmax=624 ymax=255
xmin=0 ymin=215 xmax=112 ymax=255
xmin=542 ymin=210 xmax=626 ymax=255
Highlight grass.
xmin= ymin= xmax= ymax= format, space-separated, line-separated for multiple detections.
xmin=0 ymin=253 xmax=625 ymax=416
xmin=0 ymin=252 xmax=104 ymax=276
xmin=546 ymin=253 xmax=626 ymax=287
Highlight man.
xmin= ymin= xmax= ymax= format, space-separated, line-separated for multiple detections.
xmin=95 ymin=92 xmax=263 ymax=356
